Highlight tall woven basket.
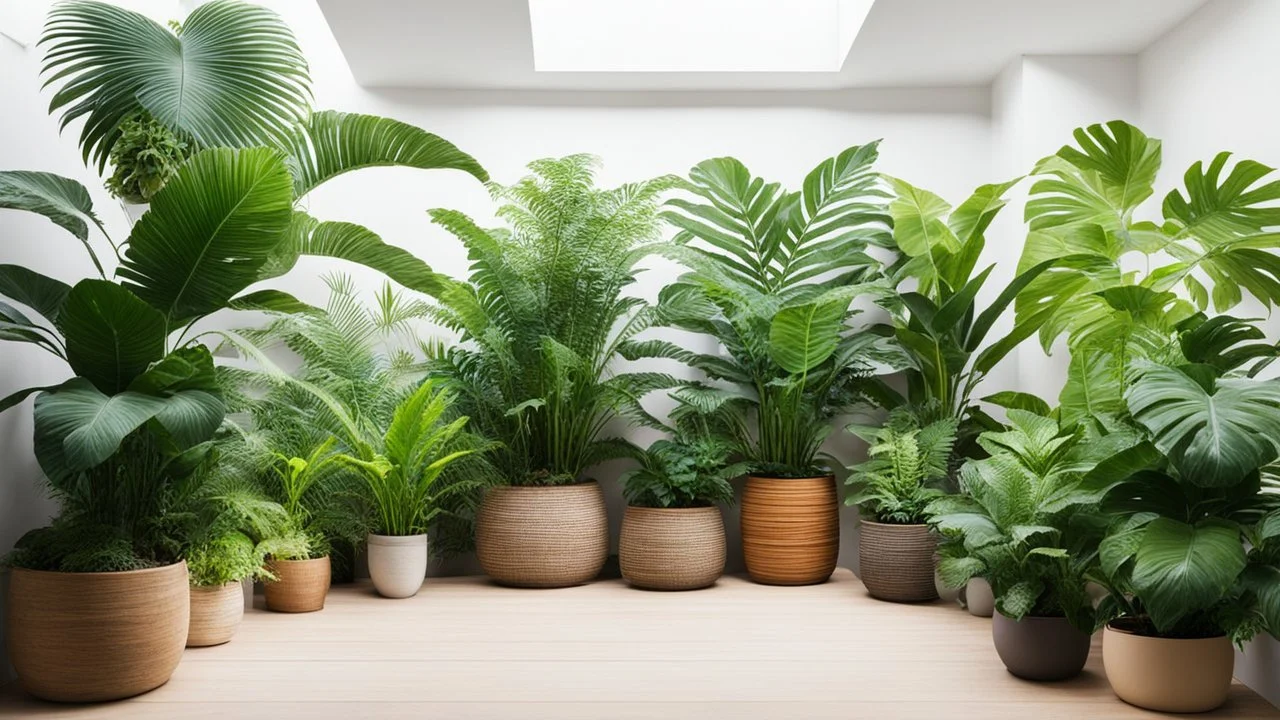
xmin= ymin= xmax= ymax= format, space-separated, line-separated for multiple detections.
xmin=858 ymin=520 xmax=938 ymax=602
xmin=620 ymin=506 xmax=726 ymax=591
xmin=740 ymin=475 xmax=839 ymax=586
xmin=475 ymin=482 xmax=609 ymax=588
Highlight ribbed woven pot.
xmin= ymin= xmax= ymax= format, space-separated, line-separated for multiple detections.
xmin=740 ymin=475 xmax=838 ymax=586
xmin=620 ymin=506 xmax=726 ymax=591
xmin=475 ymin=482 xmax=608 ymax=588
xmin=858 ymin=520 xmax=938 ymax=602
xmin=6 ymin=562 xmax=190 ymax=702
xmin=1103 ymin=623 xmax=1234 ymax=713
xmin=187 ymin=581 xmax=244 ymax=647
xmin=264 ymin=556 xmax=330 ymax=613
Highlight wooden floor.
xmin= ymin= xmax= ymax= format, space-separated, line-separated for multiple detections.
xmin=1 ymin=568 xmax=1275 ymax=719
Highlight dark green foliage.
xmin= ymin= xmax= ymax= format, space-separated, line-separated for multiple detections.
xmin=622 ymin=400 xmax=746 ymax=509
xmin=104 ymin=112 xmax=195 ymax=203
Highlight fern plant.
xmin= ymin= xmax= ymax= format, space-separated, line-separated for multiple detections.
xmin=845 ymin=410 xmax=957 ymax=524
xmin=622 ymin=398 xmax=747 ymax=509
xmin=424 ymin=155 xmax=677 ymax=486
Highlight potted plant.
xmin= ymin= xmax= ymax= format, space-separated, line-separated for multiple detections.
xmin=642 ymin=146 xmax=904 ymax=585
xmin=845 ymin=409 xmax=957 ymax=602
xmin=105 ymin=111 xmax=195 ymax=221
xmin=334 ymin=381 xmax=477 ymax=598
xmin=618 ymin=400 xmax=745 ymax=591
xmin=424 ymin=155 xmax=675 ymax=588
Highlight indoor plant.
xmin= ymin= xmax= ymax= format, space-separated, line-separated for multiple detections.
xmin=846 ymin=409 xmax=956 ymax=602
xmin=644 ymin=145 xmax=903 ymax=585
xmin=424 ymin=155 xmax=675 ymax=588
xmin=618 ymin=400 xmax=745 ymax=591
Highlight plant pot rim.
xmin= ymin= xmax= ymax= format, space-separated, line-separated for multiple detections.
xmin=747 ymin=473 xmax=835 ymax=481
xmin=368 ymin=532 xmax=429 ymax=544
xmin=9 ymin=559 xmax=186 ymax=579
xmin=625 ymin=504 xmax=720 ymax=512
xmin=269 ymin=555 xmax=329 ymax=564
xmin=995 ymin=611 xmax=1071 ymax=622
xmin=191 ymin=579 xmax=242 ymax=591
xmin=1104 ymin=619 xmax=1226 ymax=641
xmin=494 ymin=480 xmax=600 ymax=490
xmin=859 ymin=518 xmax=930 ymax=528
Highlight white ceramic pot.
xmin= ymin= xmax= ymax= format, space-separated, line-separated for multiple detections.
xmin=121 ymin=201 xmax=149 ymax=224
xmin=934 ymin=568 xmax=961 ymax=604
xmin=964 ymin=577 xmax=995 ymax=617
xmin=367 ymin=533 xmax=428 ymax=598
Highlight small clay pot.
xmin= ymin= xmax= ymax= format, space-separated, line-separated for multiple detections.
xmin=264 ymin=556 xmax=330 ymax=613
xmin=992 ymin=612 xmax=1091 ymax=681
xmin=1103 ymin=621 xmax=1234 ymax=712
xmin=367 ymin=534 xmax=428 ymax=599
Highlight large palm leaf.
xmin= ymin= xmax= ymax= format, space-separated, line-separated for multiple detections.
xmin=41 ymin=0 xmax=311 ymax=171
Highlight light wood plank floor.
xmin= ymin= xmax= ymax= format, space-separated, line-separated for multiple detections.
xmin=1 ymin=568 xmax=1275 ymax=719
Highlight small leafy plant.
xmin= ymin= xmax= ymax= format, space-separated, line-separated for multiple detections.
xmin=845 ymin=410 xmax=958 ymax=524
xmin=104 ymin=112 xmax=195 ymax=203
xmin=622 ymin=400 xmax=747 ymax=509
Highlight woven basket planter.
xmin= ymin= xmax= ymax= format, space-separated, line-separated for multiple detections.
xmin=187 ymin=581 xmax=244 ymax=647
xmin=264 ymin=556 xmax=330 ymax=613
xmin=858 ymin=520 xmax=938 ymax=602
xmin=620 ymin=506 xmax=726 ymax=591
xmin=740 ymin=475 xmax=839 ymax=586
xmin=7 ymin=562 xmax=190 ymax=702
xmin=475 ymin=482 xmax=608 ymax=588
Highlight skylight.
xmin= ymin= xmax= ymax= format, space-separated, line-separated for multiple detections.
xmin=527 ymin=0 xmax=875 ymax=73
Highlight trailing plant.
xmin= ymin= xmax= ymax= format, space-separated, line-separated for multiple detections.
xmin=424 ymin=155 xmax=677 ymax=486
xmin=621 ymin=398 xmax=747 ymax=509
xmin=634 ymin=145 xmax=905 ymax=479
xmin=103 ymin=111 xmax=195 ymax=203
xmin=845 ymin=409 xmax=957 ymax=524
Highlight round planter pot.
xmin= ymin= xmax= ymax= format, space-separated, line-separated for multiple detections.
xmin=740 ymin=475 xmax=838 ymax=586
xmin=620 ymin=506 xmax=726 ymax=591
xmin=857 ymin=520 xmax=938 ymax=602
xmin=188 ymin=581 xmax=244 ymax=647
xmin=934 ymin=565 xmax=961 ymax=604
xmin=264 ymin=556 xmax=331 ymax=613
xmin=964 ymin=577 xmax=995 ymax=617
xmin=993 ymin=612 xmax=1090 ymax=681
xmin=475 ymin=482 xmax=608 ymax=588
xmin=1103 ymin=622 xmax=1234 ymax=713
xmin=367 ymin=533 xmax=429 ymax=599
xmin=6 ymin=562 xmax=189 ymax=702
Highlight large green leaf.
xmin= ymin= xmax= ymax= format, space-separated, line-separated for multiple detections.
xmin=1131 ymin=518 xmax=1246 ymax=632
xmin=118 ymin=147 xmax=295 ymax=327
xmin=58 ymin=280 xmax=166 ymax=394
xmin=280 ymin=110 xmax=488 ymax=197
xmin=884 ymin=175 xmax=959 ymax=258
xmin=1126 ymin=361 xmax=1280 ymax=487
xmin=768 ymin=287 xmax=858 ymax=374
xmin=41 ymin=0 xmax=310 ymax=170
xmin=1059 ymin=349 xmax=1125 ymax=429
xmin=0 ymin=265 xmax=71 ymax=326
xmin=33 ymin=378 xmax=166 ymax=480
xmin=1164 ymin=153 xmax=1280 ymax=248
xmin=0 ymin=171 xmax=107 ymax=274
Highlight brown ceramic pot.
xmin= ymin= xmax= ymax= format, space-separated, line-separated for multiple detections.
xmin=992 ymin=612 xmax=1091 ymax=681
xmin=6 ymin=562 xmax=190 ymax=702
xmin=475 ymin=482 xmax=609 ymax=588
xmin=1103 ymin=621 xmax=1234 ymax=713
xmin=264 ymin=556 xmax=330 ymax=613
xmin=857 ymin=520 xmax=938 ymax=602
xmin=187 ymin=581 xmax=245 ymax=647
xmin=740 ymin=475 xmax=838 ymax=586
xmin=620 ymin=506 xmax=726 ymax=591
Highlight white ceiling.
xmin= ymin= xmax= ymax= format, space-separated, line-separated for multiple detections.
xmin=317 ymin=0 xmax=1210 ymax=91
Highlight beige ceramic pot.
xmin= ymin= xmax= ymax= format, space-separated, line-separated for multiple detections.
xmin=264 ymin=556 xmax=331 ymax=613
xmin=1103 ymin=622 xmax=1234 ymax=713
xmin=964 ymin=577 xmax=995 ymax=617
xmin=6 ymin=562 xmax=190 ymax=702
xmin=857 ymin=520 xmax=938 ymax=602
xmin=187 ymin=581 xmax=244 ymax=647
xmin=367 ymin=533 xmax=428 ymax=599
xmin=740 ymin=475 xmax=839 ymax=586
xmin=620 ymin=506 xmax=726 ymax=591
xmin=475 ymin=482 xmax=609 ymax=588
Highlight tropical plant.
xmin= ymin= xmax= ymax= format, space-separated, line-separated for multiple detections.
xmin=424 ymin=155 xmax=677 ymax=486
xmin=334 ymin=381 xmax=477 ymax=537
xmin=634 ymin=145 xmax=905 ymax=479
xmin=103 ymin=111 xmax=195 ymax=203
xmin=845 ymin=409 xmax=957 ymax=524
xmin=621 ymin=398 xmax=747 ymax=509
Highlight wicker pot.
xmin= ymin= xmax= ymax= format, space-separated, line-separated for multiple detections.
xmin=1103 ymin=622 xmax=1234 ymax=713
xmin=6 ymin=562 xmax=189 ymax=702
xmin=367 ymin=533 xmax=428 ymax=599
xmin=187 ymin=581 xmax=244 ymax=647
xmin=620 ymin=506 xmax=726 ymax=590
xmin=993 ymin=612 xmax=1090 ymax=681
xmin=740 ymin=475 xmax=838 ymax=586
xmin=475 ymin=482 xmax=608 ymax=588
xmin=264 ymin=556 xmax=330 ymax=613
xmin=857 ymin=520 xmax=938 ymax=602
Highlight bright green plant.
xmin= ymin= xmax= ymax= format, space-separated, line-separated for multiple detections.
xmin=335 ymin=381 xmax=476 ymax=536
xmin=621 ymin=398 xmax=747 ymax=509
xmin=104 ymin=111 xmax=195 ymax=203
xmin=845 ymin=409 xmax=957 ymax=524
xmin=634 ymin=145 xmax=905 ymax=478
xmin=424 ymin=155 xmax=677 ymax=486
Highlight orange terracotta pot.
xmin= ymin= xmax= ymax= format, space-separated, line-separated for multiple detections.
xmin=740 ymin=475 xmax=839 ymax=585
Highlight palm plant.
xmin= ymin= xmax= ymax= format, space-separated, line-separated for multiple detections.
xmin=636 ymin=145 xmax=904 ymax=478
xmin=424 ymin=155 xmax=677 ymax=485
xmin=845 ymin=410 xmax=957 ymax=524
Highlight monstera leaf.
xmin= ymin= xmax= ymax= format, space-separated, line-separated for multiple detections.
xmin=1130 ymin=518 xmax=1246 ymax=632
xmin=1126 ymin=361 xmax=1280 ymax=487
xmin=41 ymin=0 xmax=311 ymax=170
